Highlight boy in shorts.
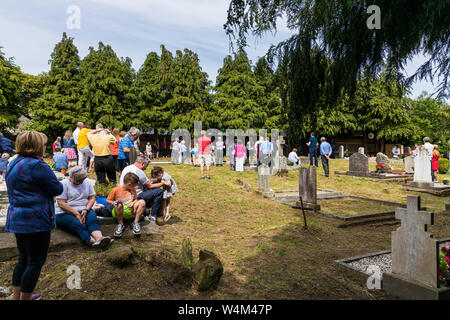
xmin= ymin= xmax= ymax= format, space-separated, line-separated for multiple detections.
xmin=106 ymin=172 xmax=146 ymax=238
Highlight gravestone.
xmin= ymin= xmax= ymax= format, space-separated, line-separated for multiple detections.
xmin=349 ymin=152 xmax=369 ymax=175
xmin=400 ymin=145 xmax=404 ymax=156
xmin=390 ymin=195 xmax=439 ymax=288
xmin=272 ymin=137 xmax=286 ymax=174
xmin=358 ymin=147 xmax=365 ymax=154
xmin=376 ymin=152 xmax=392 ymax=172
xmin=339 ymin=145 xmax=344 ymax=158
xmin=257 ymin=164 xmax=271 ymax=193
xmin=404 ymin=156 xmax=414 ymax=174
xmin=412 ymin=146 xmax=432 ymax=187
xmin=297 ymin=166 xmax=320 ymax=210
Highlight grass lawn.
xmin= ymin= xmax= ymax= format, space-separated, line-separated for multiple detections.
xmin=1 ymin=158 xmax=449 ymax=300
xmin=318 ymin=198 xmax=396 ymax=217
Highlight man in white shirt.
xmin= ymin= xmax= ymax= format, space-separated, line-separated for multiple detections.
xmin=72 ymin=122 xmax=84 ymax=165
xmin=423 ymin=137 xmax=434 ymax=158
xmin=119 ymin=156 xmax=167 ymax=227
xmin=391 ymin=145 xmax=400 ymax=159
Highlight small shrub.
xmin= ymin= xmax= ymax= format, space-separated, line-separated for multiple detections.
xmin=439 ymin=158 xmax=449 ymax=174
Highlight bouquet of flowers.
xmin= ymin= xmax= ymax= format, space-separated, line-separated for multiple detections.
xmin=439 ymin=247 xmax=450 ymax=283
xmin=375 ymin=163 xmax=386 ymax=172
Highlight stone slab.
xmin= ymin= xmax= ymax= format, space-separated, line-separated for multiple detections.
xmin=383 ymin=272 xmax=450 ymax=300
xmin=0 ymin=221 xmax=163 ymax=262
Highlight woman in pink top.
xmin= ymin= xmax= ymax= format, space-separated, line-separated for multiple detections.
xmin=234 ymin=140 xmax=246 ymax=172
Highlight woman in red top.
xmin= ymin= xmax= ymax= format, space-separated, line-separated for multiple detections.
xmin=110 ymin=128 xmax=121 ymax=172
xmin=52 ymin=137 xmax=62 ymax=153
xmin=431 ymin=145 xmax=440 ymax=182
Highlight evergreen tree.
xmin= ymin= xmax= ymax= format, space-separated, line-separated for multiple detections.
xmin=213 ymin=50 xmax=266 ymax=130
xmin=26 ymin=33 xmax=82 ymax=139
xmin=166 ymin=48 xmax=212 ymax=131
xmin=0 ymin=49 xmax=23 ymax=131
xmin=79 ymin=42 xmax=136 ymax=129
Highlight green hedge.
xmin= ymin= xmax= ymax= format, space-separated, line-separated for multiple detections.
xmin=439 ymin=158 xmax=449 ymax=174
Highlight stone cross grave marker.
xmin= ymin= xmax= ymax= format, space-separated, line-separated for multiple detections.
xmin=298 ymin=166 xmax=319 ymax=209
xmin=391 ymin=195 xmax=439 ymax=288
xmin=413 ymin=146 xmax=432 ymax=184
xmin=258 ymin=164 xmax=270 ymax=192
xmin=349 ymin=152 xmax=369 ymax=174
xmin=404 ymin=156 xmax=414 ymax=174
xmin=358 ymin=147 xmax=365 ymax=154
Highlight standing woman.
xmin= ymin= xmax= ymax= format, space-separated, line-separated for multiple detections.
xmin=5 ymin=131 xmax=63 ymax=300
xmin=431 ymin=145 xmax=440 ymax=182
xmin=111 ymin=128 xmax=121 ymax=172
xmin=62 ymin=130 xmax=77 ymax=168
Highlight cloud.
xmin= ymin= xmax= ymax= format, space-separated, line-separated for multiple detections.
xmin=88 ymin=0 xmax=230 ymax=29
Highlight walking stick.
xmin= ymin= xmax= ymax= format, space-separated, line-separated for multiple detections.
xmin=299 ymin=196 xmax=308 ymax=229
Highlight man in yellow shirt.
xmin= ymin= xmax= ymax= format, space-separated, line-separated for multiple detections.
xmin=87 ymin=127 xmax=118 ymax=184
xmin=77 ymin=125 xmax=94 ymax=172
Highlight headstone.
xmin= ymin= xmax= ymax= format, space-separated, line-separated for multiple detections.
xmin=258 ymin=164 xmax=270 ymax=192
xmin=129 ymin=146 xmax=138 ymax=164
xmin=298 ymin=166 xmax=319 ymax=209
xmin=349 ymin=152 xmax=369 ymax=174
xmin=339 ymin=145 xmax=344 ymax=159
xmin=404 ymin=156 xmax=414 ymax=174
xmin=376 ymin=152 xmax=392 ymax=172
xmin=413 ymin=146 xmax=432 ymax=186
xmin=358 ymin=147 xmax=365 ymax=154
xmin=400 ymin=145 xmax=404 ymax=155
xmin=391 ymin=196 xmax=439 ymax=288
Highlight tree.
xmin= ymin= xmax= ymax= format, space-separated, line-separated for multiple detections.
xmin=0 ymin=49 xmax=24 ymax=131
xmin=166 ymin=48 xmax=212 ymax=131
xmin=213 ymin=50 xmax=266 ymax=130
xmin=254 ymin=57 xmax=286 ymax=131
xmin=26 ymin=33 xmax=82 ymax=139
xmin=409 ymin=92 xmax=450 ymax=152
xmin=225 ymin=0 xmax=450 ymax=99
xmin=79 ymin=42 xmax=136 ymax=129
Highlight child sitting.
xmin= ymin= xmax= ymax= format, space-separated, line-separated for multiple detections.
xmin=0 ymin=153 xmax=9 ymax=173
xmin=52 ymin=147 xmax=68 ymax=172
xmin=150 ymin=166 xmax=178 ymax=222
xmin=106 ymin=172 xmax=147 ymax=238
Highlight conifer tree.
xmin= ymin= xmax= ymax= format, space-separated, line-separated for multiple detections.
xmin=0 ymin=49 xmax=23 ymax=131
xmin=213 ymin=50 xmax=265 ymax=131
xmin=25 ymin=32 xmax=82 ymax=139
xmin=79 ymin=42 xmax=136 ymax=129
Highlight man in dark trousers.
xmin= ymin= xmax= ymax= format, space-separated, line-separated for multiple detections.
xmin=320 ymin=137 xmax=332 ymax=177
xmin=306 ymin=132 xmax=319 ymax=167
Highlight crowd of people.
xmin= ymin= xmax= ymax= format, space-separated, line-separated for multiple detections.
xmin=2 ymin=125 xmax=179 ymax=300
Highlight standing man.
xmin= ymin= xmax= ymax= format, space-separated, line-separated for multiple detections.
xmin=77 ymin=124 xmax=94 ymax=172
xmin=120 ymin=156 xmax=165 ymax=228
xmin=423 ymin=137 xmax=434 ymax=180
xmin=260 ymin=137 xmax=273 ymax=165
xmin=216 ymin=136 xmax=224 ymax=166
xmin=117 ymin=127 xmax=140 ymax=173
xmin=306 ymin=132 xmax=319 ymax=167
xmin=87 ymin=128 xmax=117 ymax=184
xmin=198 ymin=130 xmax=212 ymax=179
xmin=72 ymin=122 xmax=83 ymax=165
xmin=320 ymin=137 xmax=332 ymax=177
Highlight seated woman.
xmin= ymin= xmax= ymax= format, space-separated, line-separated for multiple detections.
xmin=55 ymin=166 xmax=113 ymax=249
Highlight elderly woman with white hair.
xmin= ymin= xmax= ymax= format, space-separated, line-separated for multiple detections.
xmin=55 ymin=166 xmax=113 ymax=249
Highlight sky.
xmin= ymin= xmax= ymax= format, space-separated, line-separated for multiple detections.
xmin=0 ymin=0 xmax=444 ymax=100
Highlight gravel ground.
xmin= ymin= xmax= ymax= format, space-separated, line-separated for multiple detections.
xmin=348 ymin=242 xmax=450 ymax=275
